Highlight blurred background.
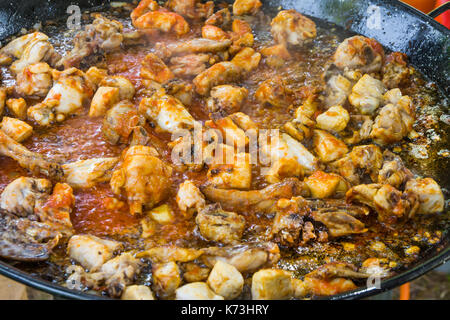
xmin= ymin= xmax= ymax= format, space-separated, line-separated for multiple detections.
xmin=0 ymin=0 xmax=448 ymax=300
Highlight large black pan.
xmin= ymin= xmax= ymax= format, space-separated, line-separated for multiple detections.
xmin=0 ymin=0 xmax=448 ymax=300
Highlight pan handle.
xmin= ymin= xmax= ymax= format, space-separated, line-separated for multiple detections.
xmin=428 ymin=2 xmax=450 ymax=18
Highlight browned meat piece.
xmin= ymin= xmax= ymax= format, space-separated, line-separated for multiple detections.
xmin=205 ymin=8 xmax=231 ymax=27
xmin=269 ymin=198 xmax=306 ymax=246
xmin=382 ymin=52 xmax=412 ymax=89
xmin=155 ymin=38 xmax=232 ymax=59
xmin=378 ymin=150 xmax=413 ymax=188
xmin=169 ymin=54 xmax=210 ymax=77
xmin=166 ymin=0 xmax=214 ymax=19
xmin=311 ymin=210 xmax=366 ymax=238
xmin=196 ymin=203 xmax=245 ymax=244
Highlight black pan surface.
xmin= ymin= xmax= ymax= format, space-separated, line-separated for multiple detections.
xmin=0 ymin=0 xmax=448 ymax=299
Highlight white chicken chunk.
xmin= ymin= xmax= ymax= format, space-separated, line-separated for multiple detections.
xmin=0 ymin=117 xmax=33 ymax=142
xmin=139 ymin=90 xmax=196 ymax=134
xmin=207 ymin=260 xmax=244 ymax=299
xmin=332 ymin=35 xmax=384 ymax=74
xmin=193 ymin=62 xmax=242 ymax=96
xmin=231 ymin=47 xmax=261 ymax=73
xmin=6 ymin=98 xmax=27 ymax=120
xmin=265 ymin=158 xmax=303 ymax=184
xmin=0 ymin=32 xmax=60 ymax=74
xmin=88 ymin=86 xmax=120 ymax=117
xmin=348 ymin=74 xmax=387 ymax=115
xmin=316 ymin=105 xmax=350 ymax=132
xmin=261 ymin=132 xmax=318 ymax=174
xmin=324 ymin=75 xmax=352 ymax=107
xmin=100 ymin=76 xmax=135 ymax=101
xmin=232 ymin=0 xmax=262 ymax=16
xmin=251 ymin=269 xmax=293 ymax=300
xmin=110 ymin=146 xmax=172 ymax=215
xmin=206 ymin=85 xmax=248 ymax=116
xmin=370 ymin=94 xmax=415 ymax=145
xmin=270 ymin=10 xmax=316 ymax=46
xmin=152 ymin=261 xmax=182 ymax=299
xmin=405 ymin=178 xmax=444 ymax=214
xmin=0 ymin=177 xmax=52 ymax=216
xmin=85 ymin=66 xmax=108 ymax=88
xmin=196 ymin=203 xmax=246 ymax=244
xmin=67 ymin=234 xmax=122 ymax=271
xmin=207 ymin=151 xmax=252 ymax=190
xmin=176 ymin=282 xmax=224 ymax=300
xmin=121 ymin=285 xmax=155 ymax=300
xmin=313 ymin=129 xmax=348 ymax=163
xmin=27 ymin=68 xmax=94 ymax=126
xmin=176 ymin=180 xmax=206 ymax=218
xmin=305 ymin=171 xmax=350 ymax=199
xmin=62 ymin=157 xmax=119 ymax=189
xmin=16 ymin=62 xmax=53 ymax=97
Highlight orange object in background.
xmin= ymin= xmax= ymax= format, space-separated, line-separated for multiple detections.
xmin=399 ymin=283 xmax=411 ymax=300
xmin=401 ymin=0 xmax=436 ymax=13
xmin=434 ymin=0 xmax=450 ymax=28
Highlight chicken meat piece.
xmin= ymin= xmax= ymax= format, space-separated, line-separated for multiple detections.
xmin=85 ymin=66 xmax=108 ymax=88
xmin=28 ymin=68 xmax=94 ymax=126
xmin=141 ymin=53 xmax=174 ymax=84
xmin=205 ymin=8 xmax=231 ymax=28
xmin=265 ymin=157 xmax=303 ymax=184
xmin=193 ymin=61 xmax=242 ymax=95
xmin=6 ymin=98 xmax=27 ymax=120
xmin=34 ymin=183 xmax=75 ymax=236
xmin=251 ymin=269 xmax=293 ymax=300
xmin=201 ymin=177 xmax=305 ymax=212
xmin=329 ymin=144 xmax=383 ymax=185
xmin=0 ymin=32 xmax=60 ymax=74
xmin=306 ymin=262 xmax=369 ymax=280
xmin=206 ymin=85 xmax=248 ymax=116
xmin=202 ymin=24 xmax=229 ymax=41
xmin=207 ymin=151 xmax=252 ymax=190
xmin=99 ymin=252 xmax=141 ymax=298
xmin=207 ymin=260 xmax=244 ymax=299
xmin=331 ymin=35 xmax=384 ymax=74
xmin=260 ymin=44 xmax=291 ymax=68
xmin=102 ymin=100 xmax=146 ymax=145
xmin=405 ymin=178 xmax=444 ymax=214
xmin=304 ymin=171 xmax=350 ymax=199
xmin=312 ymin=210 xmax=366 ymax=238
xmin=0 ymin=214 xmax=60 ymax=261
xmin=88 ymin=86 xmax=120 ymax=117
xmin=62 ymin=157 xmax=119 ymax=189
xmin=152 ymin=261 xmax=182 ymax=299
xmin=121 ymin=285 xmax=155 ymax=300
xmin=67 ymin=234 xmax=122 ymax=271
xmin=196 ymin=203 xmax=246 ymax=244
xmin=228 ymin=112 xmax=258 ymax=132
xmin=138 ymin=246 xmax=204 ymax=263
xmin=139 ymin=90 xmax=196 ymax=134
xmin=269 ymin=197 xmax=306 ymax=246
xmin=232 ymin=0 xmax=262 ymax=16
xmin=166 ymin=0 xmax=214 ymax=19
xmin=378 ymin=150 xmax=413 ymax=188
xmin=324 ymin=74 xmax=352 ymax=107
xmin=57 ymin=15 xmax=124 ymax=69
xmin=0 ymin=177 xmax=52 ymax=217
xmin=348 ymin=74 xmax=386 ymax=115
xmin=316 ymin=105 xmax=350 ymax=133
xmin=370 ymin=94 xmax=415 ymax=145
xmin=0 ymin=117 xmax=33 ymax=142
xmin=255 ymin=76 xmax=290 ymax=107
xmin=270 ymin=10 xmax=316 ymax=46
xmin=0 ymin=130 xmax=63 ymax=179
xmin=176 ymin=282 xmax=224 ymax=300
xmin=110 ymin=146 xmax=172 ymax=215
xmin=132 ymin=5 xmax=189 ymax=36
xmin=346 ymin=183 xmax=419 ymax=224
xmin=16 ymin=62 xmax=53 ymax=97
xmin=100 ymin=76 xmax=135 ymax=101
xmin=155 ymin=38 xmax=232 ymax=59
xmin=0 ymin=88 xmax=6 ymax=116
xmin=231 ymin=47 xmax=261 ymax=72
xmin=169 ymin=53 xmax=210 ymax=77
xmin=202 ymin=242 xmax=280 ymax=273
xmin=176 ymin=180 xmax=206 ymax=217
xmin=382 ymin=52 xmax=412 ymax=89
xmin=312 ymin=129 xmax=348 ymax=163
